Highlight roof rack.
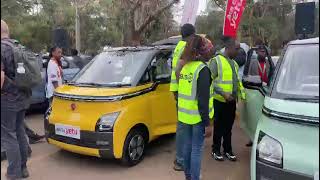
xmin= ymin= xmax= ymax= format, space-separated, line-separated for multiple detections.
xmin=102 ymin=45 xmax=175 ymax=52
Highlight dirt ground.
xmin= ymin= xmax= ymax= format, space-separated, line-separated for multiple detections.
xmin=1 ymin=113 xmax=251 ymax=180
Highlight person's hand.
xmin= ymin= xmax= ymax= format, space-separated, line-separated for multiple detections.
xmin=204 ymin=126 xmax=212 ymax=138
xmin=262 ymin=82 xmax=267 ymax=86
xmin=238 ymin=99 xmax=245 ymax=108
xmin=223 ymin=93 xmax=234 ymax=102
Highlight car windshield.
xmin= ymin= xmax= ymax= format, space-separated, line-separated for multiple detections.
xmin=71 ymin=50 xmax=152 ymax=87
xmin=274 ymin=44 xmax=319 ymax=101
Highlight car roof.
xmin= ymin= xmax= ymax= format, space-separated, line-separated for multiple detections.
xmin=152 ymin=38 xmax=180 ymax=46
xmin=152 ymin=34 xmax=207 ymax=46
xmin=103 ymin=45 xmax=175 ymax=52
xmin=289 ymin=37 xmax=319 ymax=45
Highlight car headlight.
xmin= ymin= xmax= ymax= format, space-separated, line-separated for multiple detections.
xmin=96 ymin=112 xmax=120 ymax=132
xmin=256 ymin=131 xmax=283 ymax=168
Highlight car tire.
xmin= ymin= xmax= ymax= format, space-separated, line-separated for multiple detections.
xmin=121 ymin=129 xmax=147 ymax=166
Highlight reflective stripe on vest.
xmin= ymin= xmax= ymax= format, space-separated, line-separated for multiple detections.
xmin=212 ymin=55 xmax=246 ymax=102
xmin=178 ymin=61 xmax=214 ymax=125
xmin=170 ymin=41 xmax=186 ymax=92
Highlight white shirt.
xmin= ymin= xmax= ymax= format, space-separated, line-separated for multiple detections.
xmin=46 ymin=59 xmax=63 ymax=98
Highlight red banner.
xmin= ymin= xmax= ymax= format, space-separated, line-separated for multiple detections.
xmin=223 ymin=0 xmax=246 ymax=38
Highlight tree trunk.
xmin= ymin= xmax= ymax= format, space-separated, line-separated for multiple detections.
xmin=124 ymin=7 xmax=138 ymax=46
xmin=129 ymin=30 xmax=142 ymax=46
xmin=123 ymin=0 xmax=178 ymax=46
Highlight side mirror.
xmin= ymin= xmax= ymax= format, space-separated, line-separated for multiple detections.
xmin=242 ymin=75 xmax=262 ymax=90
xmin=61 ymin=60 xmax=69 ymax=69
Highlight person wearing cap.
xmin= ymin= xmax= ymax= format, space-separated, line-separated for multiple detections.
xmin=248 ymin=45 xmax=271 ymax=84
xmin=171 ymin=23 xmax=196 ymax=171
xmin=208 ymin=36 xmax=246 ymax=162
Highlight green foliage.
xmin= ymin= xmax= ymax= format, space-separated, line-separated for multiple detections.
xmin=12 ymin=15 xmax=52 ymax=52
xmin=1 ymin=0 xmax=32 ymax=18
xmin=1 ymin=0 xmax=176 ymax=53
xmin=202 ymin=0 xmax=312 ymax=55
xmin=3 ymin=0 xmax=316 ymax=54
xmin=195 ymin=9 xmax=225 ymax=49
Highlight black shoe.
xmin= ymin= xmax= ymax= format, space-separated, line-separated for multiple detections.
xmin=246 ymin=141 xmax=253 ymax=147
xmin=211 ymin=151 xmax=224 ymax=161
xmin=29 ymin=134 xmax=45 ymax=144
xmin=224 ymin=152 xmax=237 ymax=161
xmin=21 ymin=167 xmax=30 ymax=178
xmin=173 ymin=160 xmax=184 ymax=171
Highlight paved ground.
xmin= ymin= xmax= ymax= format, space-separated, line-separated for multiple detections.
xmin=1 ymin=112 xmax=251 ymax=180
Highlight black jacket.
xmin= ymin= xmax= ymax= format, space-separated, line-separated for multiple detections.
xmin=197 ymin=66 xmax=212 ymax=127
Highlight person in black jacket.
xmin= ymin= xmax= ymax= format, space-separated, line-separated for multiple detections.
xmin=234 ymin=41 xmax=247 ymax=67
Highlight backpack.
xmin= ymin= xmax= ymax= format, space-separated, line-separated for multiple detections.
xmin=1 ymin=40 xmax=42 ymax=90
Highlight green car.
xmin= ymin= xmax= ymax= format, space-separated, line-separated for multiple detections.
xmin=240 ymin=37 xmax=319 ymax=180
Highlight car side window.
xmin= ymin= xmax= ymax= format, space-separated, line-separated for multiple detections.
xmin=61 ymin=59 xmax=69 ymax=69
xmin=68 ymin=60 xmax=79 ymax=69
xmin=151 ymin=51 xmax=172 ymax=83
xmin=139 ymin=70 xmax=151 ymax=85
xmin=243 ymin=48 xmax=275 ymax=94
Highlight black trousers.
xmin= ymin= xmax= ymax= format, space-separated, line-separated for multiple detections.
xmin=212 ymin=99 xmax=236 ymax=153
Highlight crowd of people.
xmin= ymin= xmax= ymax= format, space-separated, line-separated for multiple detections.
xmin=170 ymin=24 xmax=272 ymax=180
xmin=1 ymin=18 xmax=272 ymax=180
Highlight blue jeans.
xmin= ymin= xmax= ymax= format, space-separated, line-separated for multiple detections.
xmin=1 ymin=108 xmax=29 ymax=178
xmin=176 ymin=121 xmax=185 ymax=166
xmin=175 ymin=92 xmax=184 ymax=166
xmin=182 ymin=122 xmax=205 ymax=180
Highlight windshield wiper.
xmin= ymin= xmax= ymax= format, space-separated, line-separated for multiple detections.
xmin=103 ymin=83 xmax=131 ymax=87
xmin=68 ymin=82 xmax=130 ymax=87
xmin=67 ymin=82 xmax=78 ymax=85
xmin=67 ymin=82 xmax=104 ymax=87
xmin=283 ymin=97 xmax=319 ymax=102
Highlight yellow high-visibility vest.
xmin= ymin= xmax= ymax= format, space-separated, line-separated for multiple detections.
xmin=170 ymin=41 xmax=186 ymax=92
xmin=178 ymin=61 xmax=214 ymax=125
xmin=209 ymin=54 xmax=245 ymax=103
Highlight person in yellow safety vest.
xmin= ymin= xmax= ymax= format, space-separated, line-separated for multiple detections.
xmin=208 ymin=36 xmax=246 ymax=162
xmin=177 ymin=35 xmax=213 ymax=180
xmin=171 ymin=23 xmax=196 ymax=172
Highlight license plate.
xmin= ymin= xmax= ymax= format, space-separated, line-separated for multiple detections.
xmin=55 ymin=124 xmax=80 ymax=139
xmin=315 ymin=171 xmax=319 ymax=180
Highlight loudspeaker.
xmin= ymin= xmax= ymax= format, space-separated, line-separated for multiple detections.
xmin=52 ymin=28 xmax=69 ymax=49
xmin=295 ymin=2 xmax=315 ymax=35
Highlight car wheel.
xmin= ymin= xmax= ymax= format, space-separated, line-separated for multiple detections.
xmin=121 ymin=129 xmax=146 ymax=166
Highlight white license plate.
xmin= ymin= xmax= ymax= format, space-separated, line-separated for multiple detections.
xmin=55 ymin=124 xmax=80 ymax=139
xmin=315 ymin=171 xmax=319 ymax=180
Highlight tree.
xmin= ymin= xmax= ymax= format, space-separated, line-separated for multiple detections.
xmin=1 ymin=0 xmax=178 ymax=53
xmin=1 ymin=0 xmax=33 ymax=18
xmin=206 ymin=0 xmax=297 ymax=54
xmin=113 ymin=0 xmax=180 ymax=45
xmin=196 ymin=1 xmax=225 ymax=49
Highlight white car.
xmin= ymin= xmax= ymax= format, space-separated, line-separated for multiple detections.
xmin=271 ymin=56 xmax=280 ymax=65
